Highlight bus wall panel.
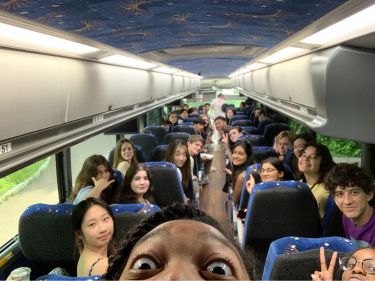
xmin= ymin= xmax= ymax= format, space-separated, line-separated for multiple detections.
xmin=63 ymin=59 xmax=153 ymax=121
xmin=269 ymin=54 xmax=316 ymax=107
xmin=243 ymin=73 xmax=252 ymax=91
xmin=252 ymin=68 xmax=270 ymax=95
xmin=0 ymin=49 xmax=67 ymax=141
xmin=312 ymin=46 xmax=375 ymax=143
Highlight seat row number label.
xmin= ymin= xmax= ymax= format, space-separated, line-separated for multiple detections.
xmin=0 ymin=142 xmax=12 ymax=155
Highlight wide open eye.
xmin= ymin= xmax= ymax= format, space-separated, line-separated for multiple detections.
xmin=206 ymin=261 xmax=233 ymax=276
xmin=132 ymin=257 xmax=158 ymax=270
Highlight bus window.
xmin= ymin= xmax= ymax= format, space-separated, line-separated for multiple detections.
xmin=0 ymin=156 xmax=58 ymax=245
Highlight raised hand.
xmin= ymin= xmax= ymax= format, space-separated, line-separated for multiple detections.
xmin=91 ymin=177 xmax=115 ymax=192
xmin=311 ymin=247 xmax=337 ymax=281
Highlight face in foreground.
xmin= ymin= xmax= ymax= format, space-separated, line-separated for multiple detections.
xmin=341 ymin=248 xmax=375 ymax=281
xmin=118 ymin=220 xmax=250 ymax=280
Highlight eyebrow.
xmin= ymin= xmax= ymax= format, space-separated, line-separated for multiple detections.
xmin=135 ymin=225 xmax=242 ymax=259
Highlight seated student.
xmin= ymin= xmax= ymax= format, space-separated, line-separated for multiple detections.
xmin=163 ymin=111 xmax=178 ymax=132
xmin=222 ymin=126 xmax=244 ymax=157
xmin=246 ymin=157 xmax=286 ymax=194
xmin=225 ymin=107 xmax=236 ymax=124
xmin=204 ymin=103 xmax=210 ymax=114
xmin=192 ymin=118 xmax=205 ymax=135
xmin=298 ymin=143 xmax=335 ymax=218
xmin=239 ymin=101 xmax=247 ymax=112
xmin=187 ymin=135 xmax=204 ymax=178
xmin=182 ymin=104 xmax=189 ymax=110
xmin=115 ymin=163 xmax=154 ymax=204
xmin=113 ymin=138 xmax=138 ymax=178
xmin=311 ymin=247 xmax=375 ymax=281
xmin=178 ymin=109 xmax=189 ymax=124
xmin=103 ymin=204 xmax=254 ymax=280
xmin=199 ymin=113 xmax=213 ymax=143
xmin=227 ymin=140 xmax=253 ymax=205
xmin=188 ymin=107 xmax=198 ymax=115
xmin=325 ymin=163 xmax=375 ymax=246
xmin=289 ymin=133 xmax=315 ymax=179
xmin=70 ymin=155 xmax=118 ymax=205
xmin=72 ymin=198 xmax=115 ymax=277
xmin=214 ymin=116 xmax=228 ymax=140
xmin=274 ymin=130 xmax=296 ymax=162
xmin=164 ymin=140 xmax=194 ymax=201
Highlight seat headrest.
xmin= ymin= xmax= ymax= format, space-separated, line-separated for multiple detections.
xmin=244 ymin=182 xmax=321 ymax=242
xmin=263 ymin=236 xmax=358 ymax=280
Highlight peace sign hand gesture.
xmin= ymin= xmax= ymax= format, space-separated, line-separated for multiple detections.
xmin=311 ymin=247 xmax=338 ymax=281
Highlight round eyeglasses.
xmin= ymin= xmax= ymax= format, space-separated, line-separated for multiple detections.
xmin=339 ymin=256 xmax=375 ymax=274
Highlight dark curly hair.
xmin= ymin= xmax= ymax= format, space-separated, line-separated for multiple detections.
xmin=103 ymin=204 xmax=254 ymax=280
xmin=325 ymin=163 xmax=374 ymax=195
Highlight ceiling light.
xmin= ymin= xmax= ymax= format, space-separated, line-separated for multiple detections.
xmin=100 ymin=55 xmax=156 ymax=70
xmin=0 ymin=22 xmax=98 ymax=55
xmin=153 ymin=66 xmax=177 ymax=74
xmin=301 ymin=4 xmax=375 ymax=46
xmin=260 ymin=47 xmax=307 ymax=64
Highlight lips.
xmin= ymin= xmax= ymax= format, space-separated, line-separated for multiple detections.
xmin=348 ymin=275 xmax=365 ymax=281
xmin=98 ymin=234 xmax=110 ymax=241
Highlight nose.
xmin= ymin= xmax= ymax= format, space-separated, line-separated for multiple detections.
xmin=343 ymin=192 xmax=353 ymax=205
xmin=352 ymin=261 xmax=365 ymax=275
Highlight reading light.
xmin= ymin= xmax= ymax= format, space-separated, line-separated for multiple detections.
xmin=0 ymin=22 xmax=99 ymax=55
xmin=153 ymin=66 xmax=177 ymax=74
xmin=100 ymin=55 xmax=156 ymax=70
xmin=301 ymin=4 xmax=375 ymax=46
xmin=260 ymin=47 xmax=307 ymax=64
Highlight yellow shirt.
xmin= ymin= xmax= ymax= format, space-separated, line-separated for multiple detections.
xmin=309 ymin=182 xmax=329 ymax=218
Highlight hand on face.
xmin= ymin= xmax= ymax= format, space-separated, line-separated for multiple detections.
xmin=92 ymin=177 xmax=115 ymax=192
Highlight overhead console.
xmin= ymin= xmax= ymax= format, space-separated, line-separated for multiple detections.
xmin=232 ymin=46 xmax=375 ymax=143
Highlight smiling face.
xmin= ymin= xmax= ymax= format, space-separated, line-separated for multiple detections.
xmin=168 ymin=114 xmax=178 ymax=124
xmin=342 ymin=248 xmax=375 ymax=281
xmin=78 ymin=205 xmax=114 ymax=250
xmin=293 ymin=138 xmax=307 ymax=158
xmin=226 ymin=109 xmax=234 ymax=119
xmin=131 ymin=170 xmax=150 ymax=196
xmin=118 ymin=220 xmax=250 ymax=280
xmin=173 ymin=146 xmax=188 ymax=168
xmin=232 ymin=145 xmax=248 ymax=166
xmin=260 ymin=162 xmax=284 ymax=182
xmin=121 ymin=142 xmax=134 ymax=162
xmin=334 ymin=185 xmax=374 ymax=226
xmin=188 ymin=140 xmax=203 ymax=156
xmin=298 ymin=146 xmax=322 ymax=176
xmin=229 ymin=128 xmax=242 ymax=143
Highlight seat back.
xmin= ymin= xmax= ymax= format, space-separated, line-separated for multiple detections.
xmin=238 ymin=134 xmax=266 ymax=146
xmin=151 ymin=144 xmax=169 ymax=161
xmin=244 ymin=181 xmax=321 ymax=266
xmin=229 ymin=115 xmax=247 ymax=125
xmin=231 ymin=119 xmax=253 ymax=127
xmin=265 ymin=236 xmax=357 ymax=280
xmin=130 ymin=134 xmax=158 ymax=161
xmin=108 ymin=145 xmax=146 ymax=166
xmin=172 ymin=125 xmax=196 ymax=135
xmin=263 ymin=123 xmax=290 ymax=146
xmin=182 ymin=117 xmax=197 ymax=123
xmin=241 ymin=126 xmax=259 ymax=135
xmin=144 ymin=162 xmax=185 ymax=207
xmin=162 ymin=132 xmax=190 ymax=145
xmin=322 ymin=195 xmax=345 ymax=237
xmin=143 ymin=125 xmax=166 ymax=145
xmin=257 ymin=119 xmax=273 ymax=134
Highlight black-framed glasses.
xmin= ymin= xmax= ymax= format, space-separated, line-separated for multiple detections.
xmin=339 ymin=257 xmax=375 ymax=274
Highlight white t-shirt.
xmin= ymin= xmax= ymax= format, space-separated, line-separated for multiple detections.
xmin=211 ymin=98 xmax=224 ymax=118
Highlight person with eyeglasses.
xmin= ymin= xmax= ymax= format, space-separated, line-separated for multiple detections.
xmin=311 ymin=247 xmax=375 ymax=281
xmin=325 ymin=164 xmax=375 ymax=246
xmin=246 ymin=157 xmax=286 ymax=194
xmin=298 ymin=143 xmax=335 ymax=218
